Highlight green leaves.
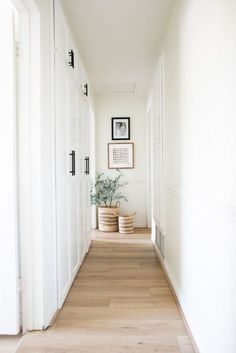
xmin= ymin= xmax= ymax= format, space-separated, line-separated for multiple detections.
xmin=90 ymin=171 xmax=128 ymax=207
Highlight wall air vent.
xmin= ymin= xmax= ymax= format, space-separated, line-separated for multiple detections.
xmin=104 ymin=82 xmax=138 ymax=94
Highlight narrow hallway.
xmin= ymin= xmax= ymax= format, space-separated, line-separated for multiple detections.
xmin=17 ymin=230 xmax=195 ymax=353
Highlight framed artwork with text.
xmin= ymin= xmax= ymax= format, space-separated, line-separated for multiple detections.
xmin=108 ymin=143 xmax=134 ymax=169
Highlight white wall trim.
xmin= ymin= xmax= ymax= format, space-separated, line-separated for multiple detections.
xmin=165 ymin=185 xmax=236 ymax=219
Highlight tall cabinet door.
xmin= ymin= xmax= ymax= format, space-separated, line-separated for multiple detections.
xmin=83 ymin=99 xmax=92 ymax=250
xmin=54 ymin=0 xmax=91 ymax=308
xmin=80 ymin=96 xmax=91 ymax=253
xmin=68 ymin=78 xmax=80 ymax=279
xmin=55 ymin=55 xmax=71 ymax=307
xmin=55 ymin=53 xmax=82 ymax=307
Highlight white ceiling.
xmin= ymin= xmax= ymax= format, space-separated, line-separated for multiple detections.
xmin=61 ymin=0 xmax=174 ymax=95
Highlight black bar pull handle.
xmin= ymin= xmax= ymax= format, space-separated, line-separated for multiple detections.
xmin=68 ymin=49 xmax=74 ymax=68
xmin=87 ymin=156 xmax=90 ymax=175
xmin=69 ymin=150 xmax=75 ymax=176
xmin=84 ymin=157 xmax=88 ymax=175
xmin=84 ymin=156 xmax=90 ymax=175
xmin=84 ymin=83 xmax=88 ymax=96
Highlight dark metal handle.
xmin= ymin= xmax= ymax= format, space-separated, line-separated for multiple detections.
xmin=68 ymin=50 xmax=74 ymax=68
xmin=84 ymin=157 xmax=88 ymax=175
xmin=84 ymin=83 xmax=88 ymax=96
xmin=84 ymin=156 xmax=90 ymax=175
xmin=70 ymin=150 xmax=75 ymax=176
xmin=86 ymin=156 xmax=90 ymax=175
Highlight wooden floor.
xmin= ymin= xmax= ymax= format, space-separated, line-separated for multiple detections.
xmin=0 ymin=335 xmax=22 ymax=353
xmin=17 ymin=229 xmax=195 ymax=353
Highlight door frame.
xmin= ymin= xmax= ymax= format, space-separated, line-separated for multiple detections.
xmin=89 ymin=108 xmax=97 ymax=230
xmin=11 ymin=0 xmax=42 ymax=332
xmin=146 ymin=107 xmax=152 ymax=229
xmin=147 ymin=54 xmax=165 ymax=249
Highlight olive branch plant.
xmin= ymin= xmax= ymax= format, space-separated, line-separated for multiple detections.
xmin=90 ymin=170 xmax=128 ymax=207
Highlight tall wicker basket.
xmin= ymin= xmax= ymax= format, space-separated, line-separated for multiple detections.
xmin=98 ymin=207 xmax=120 ymax=232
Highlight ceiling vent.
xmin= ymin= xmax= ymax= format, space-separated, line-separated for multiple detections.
xmin=104 ymin=82 xmax=138 ymax=94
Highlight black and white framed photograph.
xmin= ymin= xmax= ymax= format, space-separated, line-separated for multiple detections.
xmin=108 ymin=143 xmax=134 ymax=169
xmin=111 ymin=117 xmax=130 ymax=140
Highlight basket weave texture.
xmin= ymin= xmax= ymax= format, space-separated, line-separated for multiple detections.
xmin=119 ymin=214 xmax=135 ymax=234
xmin=98 ymin=207 xmax=120 ymax=232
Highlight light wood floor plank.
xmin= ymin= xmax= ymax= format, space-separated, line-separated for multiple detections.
xmin=17 ymin=229 xmax=195 ymax=353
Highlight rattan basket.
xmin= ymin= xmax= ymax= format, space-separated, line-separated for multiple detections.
xmin=98 ymin=207 xmax=120 ymax=232
xmin=118 ymin=213 xmax=136 ymax=234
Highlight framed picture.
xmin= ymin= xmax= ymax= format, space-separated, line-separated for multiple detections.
xmin=111 ymin=117 xmax=130 ymax=140
xmin=108 ymin=143 xmax=134 ymax=169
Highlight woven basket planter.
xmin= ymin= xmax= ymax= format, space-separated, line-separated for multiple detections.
xmin=98 ymin=207 xmax=120 ymax=232
xmin=118 ymin=213 xmax=136 ymax=234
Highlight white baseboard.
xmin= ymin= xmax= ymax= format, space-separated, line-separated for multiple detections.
xmin=153 ymin=243 xmax=200 ymax=353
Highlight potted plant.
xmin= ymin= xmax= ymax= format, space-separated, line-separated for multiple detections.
xmin=91 ymin=171 xmax=127 ymax=232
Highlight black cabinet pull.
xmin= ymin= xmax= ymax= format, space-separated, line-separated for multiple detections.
xmin=84 ymin=156 xmax=90 ymax=175
xmin=69 ymin=150 xmax=75 ymax=176
xmin=84 ymin=157 xmax=87 ymax=175
xmin=84 ymin=83 xmax=88 ymax=96
xmin=86 ymin=156 xmax=90 ymax=175
xmin=68 ymin=50 xmax=74 ymax=68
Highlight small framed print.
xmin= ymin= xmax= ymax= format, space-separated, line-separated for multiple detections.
xmin=108 ymin=143 xmax=134 ymax=169
xmin=111 ymin=117 xmax=130 ymax=140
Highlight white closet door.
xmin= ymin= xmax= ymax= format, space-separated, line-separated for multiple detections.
xmin=55 ymin=53 xmax=83 ymax=307
xmin=83 ymin=100 xmax=92 ymax=250
xmin=54 ymin=0 xmax=91 ymax=308
xmin=68 ymin=78 xmax=79 ymax=277
xmin=78 ymin=95 xmax=89 ymax=258
xmin=55 ymin=55 xmax=71 ymax=307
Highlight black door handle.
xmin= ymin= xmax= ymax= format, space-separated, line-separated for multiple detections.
xmin=68 ymin=49 xmax=74 ymax=68
xmin=69 ymin=150 xmax=75 ymax=176
xmin=87 ymin=156 xmax=90 ymax=175
xmin=84 ymin=83 xmax=88 ymax=96
xmin=84 ymin=156 xmax=90 ymax=175
xmin=84 ymin=157 xmax=88 ymax=175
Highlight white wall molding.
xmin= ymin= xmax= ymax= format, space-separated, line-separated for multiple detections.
xmin=165 ymin=185 xmax=236 ymax=220
xmin=126 ymin=179 xmax=147 ymax=184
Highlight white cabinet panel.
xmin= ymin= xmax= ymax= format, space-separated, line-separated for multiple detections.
xmin=78 ymin=179 xmax=86 ymax=258
xmin=54 ymin=1 xmax=68 ymax=64
xmin=54 ymin=0 xmax=91 ymax=309
xmin=56 ymin=183 xmax=71 ymax=305
xmin=69 ymin=179 xmax=79 ymax=276
xmin=55 ymin=53 xmax=73 ymax=307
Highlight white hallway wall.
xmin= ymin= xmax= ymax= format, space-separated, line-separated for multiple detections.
xmin=0 ymin=2 xmax=20 ymax=334
xmin=152 ymin=0 xmax=236 ymax=352
xmin=95 ymin=94 xmax=147 ymax=227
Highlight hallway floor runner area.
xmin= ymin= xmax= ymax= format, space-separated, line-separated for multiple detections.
xmin=17 ymin=229 xmax=195 ymax=353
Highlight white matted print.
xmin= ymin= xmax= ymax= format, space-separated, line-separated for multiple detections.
xmin=108 ymin=143 xmax=134 ymax=169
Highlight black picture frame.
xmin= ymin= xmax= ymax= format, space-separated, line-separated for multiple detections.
xmin=111 ymin=117 xmax=130 ymax=140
